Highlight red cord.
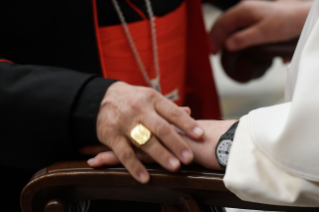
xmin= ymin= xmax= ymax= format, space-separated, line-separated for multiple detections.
xmin=125 ymin=0 xmax=148 ymax=20
xmin=0 ymin=59 xmax=13 ymax=64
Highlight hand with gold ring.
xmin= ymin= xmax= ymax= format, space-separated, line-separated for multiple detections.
xmin=87 ymin=82 xmax=204 ymax=183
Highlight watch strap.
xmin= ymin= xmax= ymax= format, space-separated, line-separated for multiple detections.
xmin=220 ymin=121 xmax=239 ymax=140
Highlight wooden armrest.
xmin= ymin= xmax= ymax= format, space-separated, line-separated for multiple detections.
xmin=21 ymin=161 xmax=319 ymax=212
xmin=221 ymin=38 xmax=298 ymax=83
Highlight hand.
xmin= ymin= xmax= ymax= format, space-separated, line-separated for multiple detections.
xmin=88 ymin=120 xmax=237 ymax=171
xmin=87 ymin=82 xmax=204 ymax=183
xmin=210 ymin=0 xmax=312 ymax=53
xmin=180 ymin=120 xmax=237 ymax=170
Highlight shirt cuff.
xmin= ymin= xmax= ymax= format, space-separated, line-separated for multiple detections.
xmin=71 ymin=77 xmax=118 ymax=146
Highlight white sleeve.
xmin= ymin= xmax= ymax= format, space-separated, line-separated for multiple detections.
xmin=224 ymin=114 xmax=319 ymax=207
xmin=224 ymin=0 xmax=319 ymax=206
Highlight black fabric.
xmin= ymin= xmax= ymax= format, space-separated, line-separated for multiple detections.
xmin=2 ymin=165 xmax=37 ymax=212
xmin=0 ymin=0 xmax=109 ymax=167
xmin=71 ymin=77 xmax=118 ymax=146
xmin=0 ymin=1 xmax=113 ymax=210
xmin=210 ymin=0 xmax=241 ymax=11
xmin=97 ymin=0 xmax=184 ymax=26
xmin=0 ymin=61 xmax=100 ymax=169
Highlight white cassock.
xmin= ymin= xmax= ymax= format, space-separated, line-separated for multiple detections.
xmin=224 ymin=0 xmax=319 ymax=207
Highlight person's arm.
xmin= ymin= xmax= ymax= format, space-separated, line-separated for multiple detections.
xmin=208 ymin=1 xmax=319 ymax=206
xmin=223 ymin=2 xmax=319 ymax=202
xmin=0 ymin=59 xmax=115 ymax=169
xmin=171 ymin=1 xmax=319 ymax=205
xmin=210 ymin=0 xmax=313 ymax=54
xmin=0 ymin=57 xmax=206 ymax=184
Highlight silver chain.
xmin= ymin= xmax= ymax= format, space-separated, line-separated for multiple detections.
xmin=112 ymin=0 xmax=161 ymax=93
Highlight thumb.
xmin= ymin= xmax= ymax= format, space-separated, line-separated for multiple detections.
xmin=88 ymin=151 xmax=120 ymax=167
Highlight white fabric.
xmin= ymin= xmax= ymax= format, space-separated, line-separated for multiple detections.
xmin=224 ymin=0 xmax=319 ymax=206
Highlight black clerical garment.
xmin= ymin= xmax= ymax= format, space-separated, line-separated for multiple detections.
xmin=0 ymin=0 xmax=239 ymax=211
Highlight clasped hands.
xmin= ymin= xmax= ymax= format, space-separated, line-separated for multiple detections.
xmin=84 ymin=82 xmax=236 ymax=183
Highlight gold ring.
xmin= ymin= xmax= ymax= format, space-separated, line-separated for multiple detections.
xmin=130 ymin=124 xmax=152 ymax=148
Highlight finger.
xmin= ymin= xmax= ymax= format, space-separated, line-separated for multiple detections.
xmin=88 ymin=150 xmax=156 ymax=166
xmin=140 ymin=135 xmax=181 ymax=172
xmin=100 ymin=136 xmax=149 ymax=183
xmin=225 ymin=23 xmax=267 ymax=51
xmin=141 ymin=113 xmax=194 ymax=164
xmin=88 ymin=151 xmax=120 ymax=166
xmin=210 ymin=3 xmax=258 ymax=54
xmin=155 ymin=96 xmax=204 ymax=139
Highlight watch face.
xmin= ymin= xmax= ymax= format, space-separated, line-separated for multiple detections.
xmin=217 ymin=139 xmax=232 ymax=166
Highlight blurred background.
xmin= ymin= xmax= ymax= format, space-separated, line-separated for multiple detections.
xmin=203 ymin=3 xmax=288 ymax=120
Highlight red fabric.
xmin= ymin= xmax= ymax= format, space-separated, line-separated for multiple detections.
xmin=92 ymin=0 xmax=221 ymax=119
xmin=98 ymin=2 xmax=187 ymax=106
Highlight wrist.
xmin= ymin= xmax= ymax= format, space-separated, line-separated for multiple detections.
xmin=96 ymin=81 xmax=125 ymax=142
xmin=290 ymin=1 xmax=313 ymax=36
xmin=215 ymin=120 xmax=239 ymax=169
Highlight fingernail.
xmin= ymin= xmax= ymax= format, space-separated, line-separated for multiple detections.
xmin=169 ymin=158 xmax=180 ymax=169
xmin=193 ymin=126 xmax=204 ymax=137
xmin=139 ymin=172 xmax=149 ymax=183
xmin=182 ymin=150 xmax=192 ymax=161
xmin=87 ymin=158 xmax=95 ymax=165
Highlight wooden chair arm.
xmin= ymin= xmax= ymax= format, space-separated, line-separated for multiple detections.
xmin=21 ymin=161 xmax=319 ymax=212
xmin=221 ymin=38 xmax=298 ymax=83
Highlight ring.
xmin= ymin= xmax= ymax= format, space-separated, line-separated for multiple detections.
xmin=130 ymin=124 xmax=152 ymax=148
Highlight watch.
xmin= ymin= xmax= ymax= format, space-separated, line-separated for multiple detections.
xmin=215 ymin=121 xmax=239 ymax=168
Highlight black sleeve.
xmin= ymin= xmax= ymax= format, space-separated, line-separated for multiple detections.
xmin=71 ymin=77 xmax=117 ymax=146
xmin=206 ymin=0 xmax=241 ymax=11
xmin=0 ymin=59 xmax=116 ymax=169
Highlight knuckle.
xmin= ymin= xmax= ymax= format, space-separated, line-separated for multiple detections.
xmin=231 ymin=36 xmax=245 ymax=45
xmin=155 ymin=122 xmax=171 ymax=137
xmin=119 ymin=150 xmax=135 ymax=163
xmin=143 ymin=87 xmax=157 ymax=100
xmin=108 ymin=138 xmax=117 ymax=148
xmin=257 ymin=26 xmax=268 ymax=38
xmin=130 ymin=99 xmax=143 ymax=112
xmin=214 ymin=20 xmax=229 ymax=38
xmin=168 ymin=108 xmax=183 ymax=119
xmin=157 ymin=148 xmax=169 ymax=159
